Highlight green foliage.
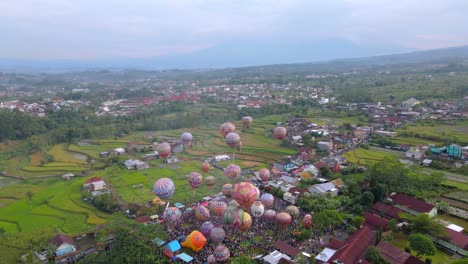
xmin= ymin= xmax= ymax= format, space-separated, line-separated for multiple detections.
xmin=297 ymin=228 xmax=313 ymax=242
xmin=350 ymin=216 xmax=365 ymax=228
xmin=365 ymin=246 xmax=390 ymax=264
xmin=402 ymin=214 xmax=447 ymax=238
xmin=297 ymin=195 xmax=350 ymax=213
xmin=313 ymin=209 xmax=343 ymax=233
xmin=360 ymin=191 xmax=374 ymax=208
xmin=82 ymin=219 xmax=168 ymax=264
xmin=368 ymin=159 xmax=444 ymax=198
xmin=408 ymin=233 xmax=436 ymax=258
xmin=388 ymin=219 xmax=398 ymax=233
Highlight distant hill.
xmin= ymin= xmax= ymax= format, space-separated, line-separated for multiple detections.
xmin=0 ymin=41 xmax=467 ymax=73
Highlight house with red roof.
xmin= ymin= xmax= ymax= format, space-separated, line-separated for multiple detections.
xmin=317 ymin=226 xmax=376 ymax=264
xmin=389 ymin=193 xmax=437 ymax=217
xmin=434 ymin=226 xmax=468 ymax=257
xmin=363 ymin=212 xmax=389 ymax=231
xmin=372 ymin=202 xmax=405 ymax=221
xmin=377 ymin=241 xmax=424 ymax=264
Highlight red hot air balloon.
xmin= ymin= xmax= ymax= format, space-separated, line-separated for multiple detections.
xmin=263 ymin=209 xmax=277 ymax=222
xmin=156 ymin=142 xmax=171 ymax=158
xmin=242 ymin=116 xmax=253 ymax=128
xmin=232 ymin=182 xmax=257 ymax=209
xmin=214 ymin=245 xmax=230 ymax=262
xmin=188 ymin=172 xmax=203 ymax=189
xmin=276 ymin=212 xmax=292 ymax=228
xmin=303 ymin=214 xmax=313 ymax=228
xmin=220 ymin=122 xmax=236 ymax=138
xmin=273 ymin=127 xmax=287 ymax=140
xmin=258 ymin=168 xmax=270 ymax=182
xmin=224 ymin=164 xmax=241 ymax=180
xmin=225 ymin=132 xmax=241 ymax=149
xmin=201 ymin=162 xmax=211 ymax=173
xmin=209 ymin=201 xmax=227 ymax=216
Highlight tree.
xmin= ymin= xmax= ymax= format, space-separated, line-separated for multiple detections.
xmin=360 ymin=191 xmax=374 ymax=208
xmin=402 ymin=214 xmax=447 ymax=238
xmin=26 ymin=191 xmax=34 ymax=209
xmin=436 ymin=201 xmax=451 ymax=214
xmin=44 ymin=243 xmax=57 ymax=263
xmin=350 ymin=216 xmax=364 ymax=228
xmin=365 ymin=246 xmax=390 ymax=264
xmin=388 ymin=219 xmax=398 ymax=233
xmin=0 ymin=227 xmax=5 ymax=235
xmin=313 ymin=209 xmax=343 ymax=233
xmin=408 ymin=233 xmax=436 ymax=258
xmin=82 ymin=218 xmax=168 ymax=264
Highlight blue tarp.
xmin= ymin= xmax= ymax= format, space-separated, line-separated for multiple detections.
xmin=166 ymin=240 xmax=181 ymax=252
xmin=177 ymin=253 xmax=193 ymax=263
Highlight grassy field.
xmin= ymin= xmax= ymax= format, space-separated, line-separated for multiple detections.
xmin=390 ymin=232 xmax=453 ymax=264
xmin=442 ymin=180 xmax=468 ymax=191
xmin=342 ymin=148 xmax=398 ymax=165
xmin=0 ymin=177 xmax=110 ymax=234
xmin=396 ymin=122 xmax=468 ymax=146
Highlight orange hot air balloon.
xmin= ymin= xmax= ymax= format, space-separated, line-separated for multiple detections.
xmin=201 ymin=162 xmax=211 ymax=173
xmin=181 ymin=231 xmax=207 ymax=252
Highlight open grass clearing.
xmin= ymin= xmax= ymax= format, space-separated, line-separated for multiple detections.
xmin=442 ymin=180 xmax=468 ymax=191
xmin=390 ymin=232 xmax=454 ymax=264
xmin=342 ymin=148 xmax=398 ymax=165
xmin=49 ymin=144 xmax=86 ymax=164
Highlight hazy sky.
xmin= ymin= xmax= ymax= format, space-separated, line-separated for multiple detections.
xmin=1 ymin=0 xmax=467 ymax=60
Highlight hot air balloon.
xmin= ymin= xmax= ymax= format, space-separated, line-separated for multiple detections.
xmin=232 ymin=182 xmax=257 ymax=209
xmin=209 ymin=201 xmax=227 ymax=216
xmin=263 ymin=209 xmax=277 ymax=222
xmin=214 ymin=245 xmax=230 ymax=262
xmin=219 ymin=122 xmax=236 ymax=138
xmin=222 ymin=184 xmax=233 ymax=197
xmin=258 ymin=168 xmax=270 ymax=182
xmin=195 ymin=206 xmax=210 ymax=221
xmin=224 ymin=164 xmax=241 ymax=180
xmin=223 ymin=206 xmax=244 ymax=227
xmin=200 ymin=221 xmax=214 ymax=238
xmin=210 ymin=227 xmax=226 ymax=244
xmin=205 ymin=176 xmax=216 ymax=189
xmin=273 ymin=127 xmax=287 ymax=140
xmin=188 ymin=172 xmax=203 ymax=189
xmin=181 ymin=132 xmax=193 ymax=146
xmin=239 ymin=212 xmax=252 ymax=231
xmin=260 ymin=193 xmax=275 ymax=208
xmin=250 ymin=201 xmax=265 ymax=218
xmin=181 ymin=231 xmax=206 ymax=252
xmin=242 ymin=116 xmax=253 ymax=128
xmin=225 ymin=132 xmax=241 ymax=149
xmin=303 ymin=214 xmax=312 ymax=228
xmin=228 ymin=199 xmax=240 ymax=207
xmin=276 ymin=212 xmax=292 ymax=228
xmin=201 ymin=162 xmax=211 ymax=173
xmin=163 ymin=207 xmax=182 ymax=222
xmin=156 ymin=142 xmax=171 ymax=158
xmin=153 ymin=178 xmax=175 ymax=199
xmin=285 ymin=206 xmax=300 ymax=218
xmin=207 ymin=254 xmax=216 ymax=264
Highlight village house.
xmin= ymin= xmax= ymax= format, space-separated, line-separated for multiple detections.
xmin=377 ymin=241 xmax=424 ymax=264
xmin=307 ymin=179 xmax=343 ymax=196
xmin=317 ymin=226 xmax=376 ymax=264
xmin=51 ymin=234 xmax=77 ymax=257
xmin=83 ymin=177 xmax=109 ymax=197
xmin=388 ymin=193 xmax=437 ymax=217
xmin=124 ymin=159 xmax=150 ymax=170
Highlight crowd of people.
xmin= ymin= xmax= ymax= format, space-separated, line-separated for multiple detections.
xmin=159 ymin=194 xmax=346 ymax=263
